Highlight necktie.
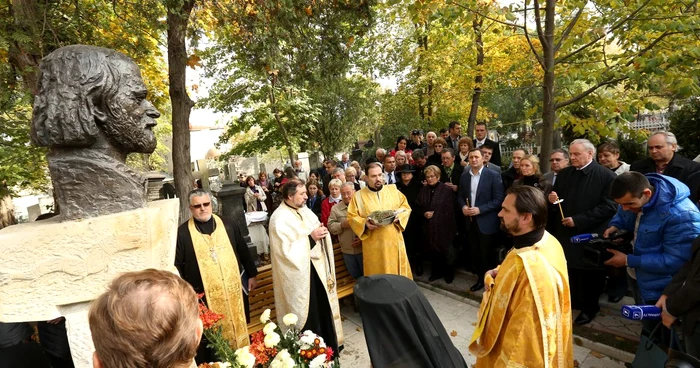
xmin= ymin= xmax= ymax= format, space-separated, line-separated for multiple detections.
xmin=389 ymin=173 xmax=394 ymax=184
xmin=552 ymin=174 xmax=557 ymax=186
xmin=476 ymin=141 xmax=483 ymax=148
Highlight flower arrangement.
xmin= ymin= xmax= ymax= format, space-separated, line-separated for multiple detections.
xmin=197 ymin=295 xmax=339 ymax=368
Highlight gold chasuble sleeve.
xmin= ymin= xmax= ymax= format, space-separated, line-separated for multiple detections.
xmin=347 ymin=186 xmax=412 ymax=278
xmin=268 ymin=203 xmax=343 ymax=345
xmin=469 ymin=231 xmax=573 ymax=368
xmin=188 ymin=215 xmax=249 ymax=349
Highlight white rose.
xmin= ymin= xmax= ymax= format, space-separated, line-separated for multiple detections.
xmin=264 ymin=332 xmax=281 ymax=348
xmin=260 ymin=309 xmax=271 ymax=324
xmin=234 ymin=346 xmax=256 ymax=368
xmin=309 ymin=354 xmax=327 ymax=368
xmin=263 ymin=322 xmax=278 ymax=335
xmin=282 ymin=313 xmax=298 ymax=327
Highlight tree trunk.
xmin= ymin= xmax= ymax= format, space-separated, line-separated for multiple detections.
xmin=539 ymin=0 xmax=556 ymax=173
xmin=268 ymin=77 xmax=296 ymax=165
xmin=167 ymin=0 xmax=196 ymax=224
xmin=0 ymin=191 xmax=18 ymax=230
xmin=467 ymin=17 xmax=484 ymax=138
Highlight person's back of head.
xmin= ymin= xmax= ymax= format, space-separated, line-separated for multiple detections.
xmin=89 ymin=269 xmax=201 ymax=368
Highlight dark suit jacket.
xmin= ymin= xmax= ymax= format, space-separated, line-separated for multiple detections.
xmin=457 ymin=167 xmax=505 ymax=235
xmin=306 ymin=194 xmax=324 ymax=221
xmin=440 ymin=164 xmax=464 ymax=186
xmin=630 ymin=153 xmax=700 ymax=187
xmin=447 ymin=135 xmax=461 ymax=152
xmin=549 ymin=161 xmax=617 ymax=269
xmin=664 ymin=235 xmax=700 ymax=336
xmin=476 ymin=138 xmax=502 ymax=167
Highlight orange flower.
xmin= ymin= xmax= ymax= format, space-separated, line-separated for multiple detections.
xmin=197 ymin=300 xmax=224 ymax=330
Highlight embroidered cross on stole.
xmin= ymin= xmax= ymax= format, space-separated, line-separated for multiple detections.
xmin=189 ymin=215 xmax=249 ymax=348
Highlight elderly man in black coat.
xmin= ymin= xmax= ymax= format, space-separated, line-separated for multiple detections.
xmin=631 ymin=131 xmax=700 ymax=202
xmin=548 ymin=139 xmax=617 ymax=326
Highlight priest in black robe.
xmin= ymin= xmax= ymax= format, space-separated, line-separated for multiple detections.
xmin=175 ymin=189 xmax=258 ymax=363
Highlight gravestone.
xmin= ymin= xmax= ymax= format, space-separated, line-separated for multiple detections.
xmin=0 ymin=45 xmax=180 ymax=367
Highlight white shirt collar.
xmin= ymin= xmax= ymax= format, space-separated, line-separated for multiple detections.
xmin=329 ymin=196 xmax=342 ymax=204
xmin=577 ymin=160 xmax=593 ymax=170
xmin=476 ymin=138 xmax=486 ymax=145
xmin=470 ymin=166 xmax=484 ymax=176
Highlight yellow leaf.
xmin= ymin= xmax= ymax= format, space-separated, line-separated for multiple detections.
xmin=186 ymin=54 xmax=202 ymax=69
xmin=450 ymin=330 xmax=458 ymax=337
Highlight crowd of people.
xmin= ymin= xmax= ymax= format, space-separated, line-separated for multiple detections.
xmin=11 ymin=123 xmax=700 ymax=367
xmin=245 ymin=123 xmax=700 ymax=364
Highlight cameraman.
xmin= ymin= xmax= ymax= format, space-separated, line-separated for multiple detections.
xmin=603 ymin=172 xmax=700 ymax=344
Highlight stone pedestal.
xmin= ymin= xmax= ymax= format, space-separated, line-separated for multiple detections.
xmin=0 ymin=199 xmax=180 ymax=368
xmin=213 ymin=182 xmax=258 ymax=262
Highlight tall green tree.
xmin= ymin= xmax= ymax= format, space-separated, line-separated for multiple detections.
xmin=202 ymin=0 xmax=376 ymax=162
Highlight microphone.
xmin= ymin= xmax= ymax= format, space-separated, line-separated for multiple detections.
xmin=570 ymin=233 xmax=600 ymax=243
xmin=621 ymin=305 xmax=662 ymax=321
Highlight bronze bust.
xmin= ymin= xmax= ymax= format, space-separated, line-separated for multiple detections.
xmin=31 ymin=45 xmax=161 ymax=220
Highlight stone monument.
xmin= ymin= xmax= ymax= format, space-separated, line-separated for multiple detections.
xmin=0 ymin=45 xmax=180 ymax=367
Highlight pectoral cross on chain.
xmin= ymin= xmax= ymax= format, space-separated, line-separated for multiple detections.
xmin=210 ymin=247 xmax=218 ymax=263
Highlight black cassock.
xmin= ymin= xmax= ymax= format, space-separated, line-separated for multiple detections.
xmin=548 ymin=161 xmax=617 ymax=315
xmin=548 ymin=161 xmax=617 ymax=270
xmin=302 ymin=235 xmax=339 ymax=353
xmin=175 ymin=216 xmax=258 ymax=363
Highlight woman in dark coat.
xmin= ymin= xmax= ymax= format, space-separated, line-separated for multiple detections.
xmin=428 ymin=138 xmax=447 ymax=166
xmin=305 ymin=180 xmax=325 ymax=222
xmin=512 ymin=154 xmax=552 ymax=196
xmin=257 ymin=171 xmax=274 ymax=212
xmin=396 ymin=164 xmax=424 ymax=276
xmin=416 ymin=165 xmax=456 ymax=283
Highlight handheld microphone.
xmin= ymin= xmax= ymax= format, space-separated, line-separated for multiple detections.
xmin=570 ymin=233 xmax=599 ymax=243
xmin=621 ymin=305 xmax=662 ymax=321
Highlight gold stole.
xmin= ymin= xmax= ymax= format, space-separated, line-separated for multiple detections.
xmin=189 ymin=215 xmax=249 ymax=348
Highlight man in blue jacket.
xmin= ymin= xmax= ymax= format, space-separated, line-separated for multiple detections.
xmin=458 ymin=148 xmax=505 ymax=292
xmin=604 ymin=172 xmax=700 ymax=341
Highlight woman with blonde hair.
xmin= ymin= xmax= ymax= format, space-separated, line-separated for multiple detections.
xmin=320 ymin=178 xmax=343 ymax=226
xmin=512 ymin=154 xmax=551 ymax=195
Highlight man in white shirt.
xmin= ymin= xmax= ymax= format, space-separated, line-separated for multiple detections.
xmin=457 ymin=148 xmax=505 ymax=292
xmin=474 ymin=122 xmax=502 ymax=167
xmin=383 ymin=155 xmax=398 ymax=184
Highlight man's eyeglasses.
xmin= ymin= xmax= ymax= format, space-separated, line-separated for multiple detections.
xmin=190 ymin=202 xmax=211 ymax=209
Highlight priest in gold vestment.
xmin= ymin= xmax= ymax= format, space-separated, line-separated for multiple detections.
xmin=470 ymin=186 xmax=573 ymax=367
xmin=347 ymin=162 xmax=412 ymax=278
xmin=175 ymin=189 xmax=258 ymax=364
xmin=269 ymin=179 xmax=343 ymax=351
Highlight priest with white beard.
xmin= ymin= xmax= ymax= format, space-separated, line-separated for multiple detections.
xmin=269 ymin=179 xmax=343 ymax=352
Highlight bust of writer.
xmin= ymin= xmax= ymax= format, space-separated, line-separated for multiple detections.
xmin=31 ymin=45 xmax=161 ymax=220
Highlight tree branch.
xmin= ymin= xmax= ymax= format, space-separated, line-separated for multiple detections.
xmin=556 ymin=0 xmax=653 ymax=63
xmin=532 ymin=0 xmax=548 ymax=48
xmin=555 ymin=77 xmax=625 ymax=109
xmin=447 ymin=1 xmax=523 ymax=30
xmin=553 ymin=5 xmax=585 ymax=53
xmin=523 ymin=4 xmax=545 ymax=68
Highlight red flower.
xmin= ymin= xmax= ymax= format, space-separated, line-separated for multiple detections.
xmin=197 ymin=300 xmax=224 ymax=330
xmin=325 ymin=346 xmax=334 ymax=361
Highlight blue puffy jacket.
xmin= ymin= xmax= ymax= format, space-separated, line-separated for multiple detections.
xmin=609 ymin=173 xmax=700 ymax=302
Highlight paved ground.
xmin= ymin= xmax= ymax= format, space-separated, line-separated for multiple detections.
xmin=338 ymin=285 xmax=628 ymax=367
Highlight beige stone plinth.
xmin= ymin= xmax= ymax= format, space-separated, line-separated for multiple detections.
xmin=0 ymin=198 xmax=180 ymax=368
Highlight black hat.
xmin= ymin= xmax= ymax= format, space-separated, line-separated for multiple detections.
xmin=396 ymin=164 xmax=415 ymax=174
xmin=411 ymin=129 xmax=423 ymax=135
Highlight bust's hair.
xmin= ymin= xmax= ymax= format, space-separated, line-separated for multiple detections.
xmin=31 ymin=45 xmax=132 ymax=147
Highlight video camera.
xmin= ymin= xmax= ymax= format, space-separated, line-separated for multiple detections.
xmin=570 ymin=230 xmax=633 ymax=268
